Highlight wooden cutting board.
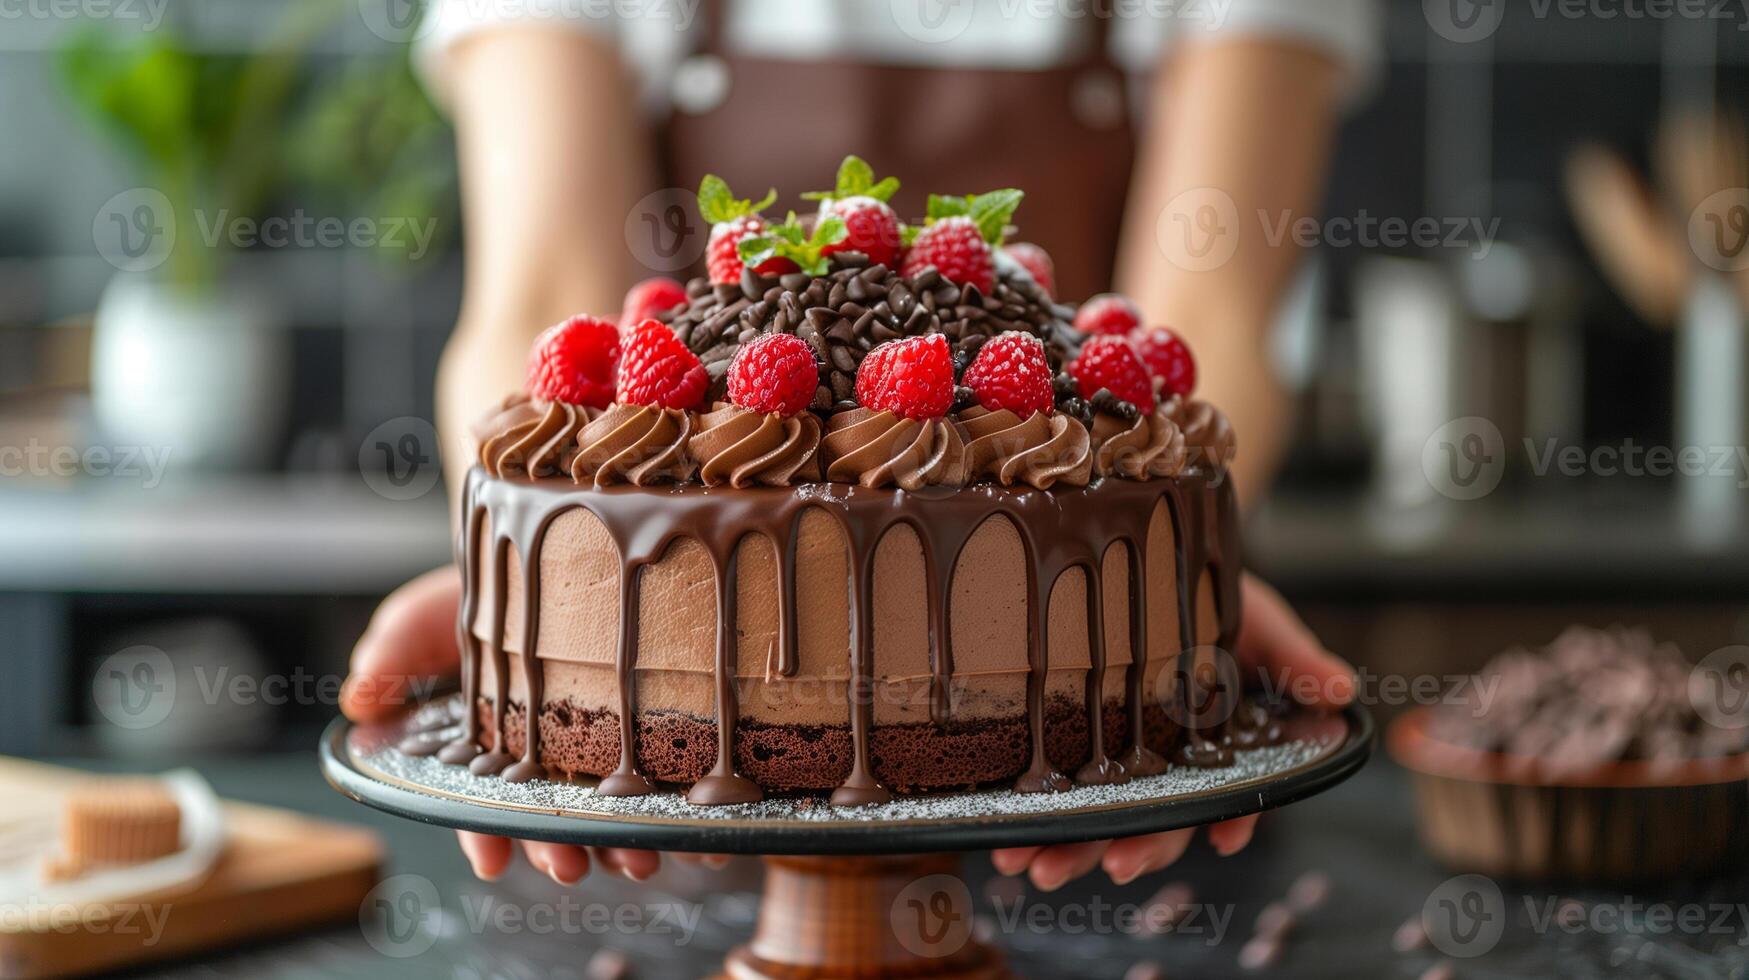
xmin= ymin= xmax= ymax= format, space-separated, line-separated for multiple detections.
xmin=0 ymin=757 xmax=383 ymax=979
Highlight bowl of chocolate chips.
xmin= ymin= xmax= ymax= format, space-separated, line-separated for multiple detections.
xmin=1389 ymin=626 xmax=1749 ymax=883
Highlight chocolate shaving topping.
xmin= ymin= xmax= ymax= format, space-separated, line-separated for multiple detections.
xmin=1429 ymin=625 xmax=1749 ymax=776
xmin=662 ymin=258 xmax=1083 ymax=412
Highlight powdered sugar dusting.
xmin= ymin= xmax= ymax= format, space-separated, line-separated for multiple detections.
xmin=354 ymin=721 xmax=1332 ymax=824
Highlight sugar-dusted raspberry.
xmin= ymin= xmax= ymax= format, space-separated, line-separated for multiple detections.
xmin=902 ymin=216 xmax=994 ymax=294
xmin=856 ymin=334 xmax=955 ymax=420
xmin=1073 ymin=293 xmax=1142 ymax=336
xmin=1131 ymin=326 xmax=1198 ymax=398
xmin=526 ymin=314 xmax=620 ymax=408
xmin=1068 ymin=334 xmax=1156 ymax=413
xmin=962 ymin=331 xmax=1054 ymax=417
xmin=620 ymin=277 xmax=689 ymax=327
xmin=707 ymin=214 xmax=798 ymax=285
xmin=821 ymin=196 xmax=903 ymax=268
xmin=616 ymin=319 xmax=708 ymax=410
xmin=1002 ymin=242 xmax=1055 ymax=294
xmin=727 ymin=333 xmax=820 ymax=417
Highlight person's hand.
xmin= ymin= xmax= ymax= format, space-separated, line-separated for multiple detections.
xmin=990 ymin=573 xmax=1355 ymax=891
xmin=341 ymin=567 xmax=728 ymax=884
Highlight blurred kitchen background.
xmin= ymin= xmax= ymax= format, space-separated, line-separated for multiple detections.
xmin=2 ymin=0 xmax=1748 ymax=763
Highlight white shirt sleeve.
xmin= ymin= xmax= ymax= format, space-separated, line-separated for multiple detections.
xmin=412 ymin=0 xmax=629 ymax=106
xmin=1165 ymin=0 xmax=1383 ymax=103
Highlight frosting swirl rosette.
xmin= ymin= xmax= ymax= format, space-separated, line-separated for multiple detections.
xmin=826 ymin=334 xmax=967 ymax=490
xmin=822 ymin=408 xmax=968 ymax=490
xmin=571 ymin=404 xmax=696 ymax=487
xmin=689 ymin=404 xmax=822 ymax=487
xmin=958 ymin=407 xmax=1091 ymax=489
xmin=1090 ymin=407 xmax=1187 ymax=480
xmin=476 ymin=394 xmax=596 ymax=480
xmin=1165 ymin=395 xmax=1236 ymax=471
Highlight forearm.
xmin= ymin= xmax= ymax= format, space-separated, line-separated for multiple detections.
xmin=437 ymin=27 xmax=654 ymax=495
xmin=1115 ymin=40 xmax=1343 ymax=504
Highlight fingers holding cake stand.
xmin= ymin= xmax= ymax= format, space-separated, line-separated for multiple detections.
xmin=320 ymin=704 xmax=1371 ymax=979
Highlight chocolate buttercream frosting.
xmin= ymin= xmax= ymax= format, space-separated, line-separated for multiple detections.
xmin=476 ymin=394 xmax=596 ymax=480
xmin=689 ymin=404 xmax=822 ymax=488
xmin=1166 ymin=396 xmax=1236 ymax=471
xmin=1091 ymin=407 xmax=1188 ymax=481
xmin=571 ymin=404 xmax=696 ymax=487
xmin=821 ymin=408 xmax=968 ymax=490
xmin=958 ymin=407 xmax=1092 ymax=490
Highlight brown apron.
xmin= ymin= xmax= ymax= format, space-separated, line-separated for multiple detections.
xmin=661 ymin=1 xmax=1135 ymax=301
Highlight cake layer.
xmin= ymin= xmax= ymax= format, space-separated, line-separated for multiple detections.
xmin=438 ymin=467 xmax=1242 ymax=802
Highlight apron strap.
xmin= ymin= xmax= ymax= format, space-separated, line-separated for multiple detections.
xmin=699 ymin=0 xmax=727 ymax=55
xmin=697 ymin=0 xmax=1119 ymax=71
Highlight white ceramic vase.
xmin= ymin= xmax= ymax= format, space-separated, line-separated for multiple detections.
xmin=91 ymin=274 xmax=287 ymax=472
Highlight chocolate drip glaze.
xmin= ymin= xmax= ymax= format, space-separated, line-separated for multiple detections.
xmin=448 ymin=462 xmax=1244 ymax=805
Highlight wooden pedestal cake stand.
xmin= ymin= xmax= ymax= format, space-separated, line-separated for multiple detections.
xmin=321 ymin=704 xmax=1371 ymax=979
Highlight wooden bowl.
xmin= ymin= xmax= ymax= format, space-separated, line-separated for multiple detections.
xmin=1387 ymin=707 xmax=1749 ymax=883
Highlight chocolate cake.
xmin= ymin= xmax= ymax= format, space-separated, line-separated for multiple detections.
xmin=410 ymin=159 xmax=1265 ymax=806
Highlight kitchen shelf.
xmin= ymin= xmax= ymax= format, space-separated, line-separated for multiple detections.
xmin=0 ymin=473 xmax=449 ymax=594
xmin=1250 ymin=487 xmax=1749 ymax=601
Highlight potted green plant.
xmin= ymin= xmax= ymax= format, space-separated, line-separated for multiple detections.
xmin=60 ymin=6 xmax=335 ymax=470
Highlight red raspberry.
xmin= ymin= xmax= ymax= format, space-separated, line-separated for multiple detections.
xmin=902 ymin=216 xmax=994 ymax=294
xmin=620 ymin=277 xmax=689 ymax=327
xmin=962 ymin=332 xmax=1054 ymax=417
xmin=821 ymin=196 xmax=903 ymax=268
xmin=1002 ymin=242 xmax=1055 ymax=294
xmin=855 ymin=334 xmax=955 ymax=420
xmin=1069 ymin=335 xmax=1156 ymax=413
xmin=616 ymin=319 xmax=708 ymax=410
xmin=526 ymin=315 xmax=620 ymax=408
xmin=1131 ymin=326 xmax=1198 ymax=398
xmin=1073 ymin=293 xmax=1141 ymax=336
xmin=707 ymin=215 xmax=799 ymax=285
xmin=727 ymin=333 xmax=820 ymax=417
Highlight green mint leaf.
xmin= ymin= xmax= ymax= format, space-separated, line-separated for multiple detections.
xmin=810 ymin=216 xmax=847 ymax=247
xmin=697 ymin=174 xmax=734 ymax=223
xmin=737 ymin=235 xmax=777 ymax=265
xmin=837 ymin=155 xmax=875 ymax=197
xmin=697 ymin=174 xmax=777 ymax=224
xmin=926 ymin=194 xmax=970 ymax=222
xmin=865 ymin=176 xmax=900 ymax=203
xmin=968 ymin=188 xmax=1024 ymax=244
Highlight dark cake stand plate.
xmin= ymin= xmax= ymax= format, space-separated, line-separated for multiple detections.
xmin=321 ymin=704 xmax=1371 ymax=979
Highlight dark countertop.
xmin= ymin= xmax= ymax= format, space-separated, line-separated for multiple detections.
xmin=49 ymin=747 xmax=1749 ymax=980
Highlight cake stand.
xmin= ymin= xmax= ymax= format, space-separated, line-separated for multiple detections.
xmin=321 ymin=704 xmax=1371 ymax=979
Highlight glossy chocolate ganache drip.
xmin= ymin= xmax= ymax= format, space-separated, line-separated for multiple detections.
xmin=432 ymin=461 xmax=1248 ymax=806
